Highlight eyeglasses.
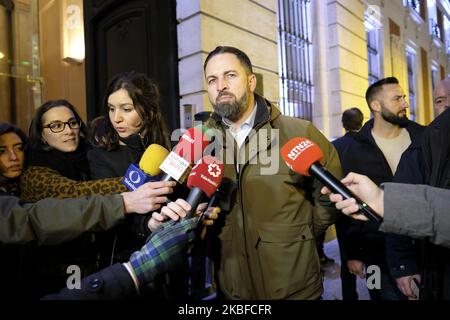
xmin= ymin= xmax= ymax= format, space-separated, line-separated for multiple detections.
xmin=43 ymin=119 xmax=81 ymax=133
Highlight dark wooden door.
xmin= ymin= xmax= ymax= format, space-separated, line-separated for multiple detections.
xmin=83 ymin=0 xmax=179 ymax=130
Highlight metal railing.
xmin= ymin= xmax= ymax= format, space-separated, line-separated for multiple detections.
xmin=429 ymin=19 xmax=441 ymax=39
xmin=405 ymin=0 xmax=421 ymax=15
xmin=277 ymin=0 xmax=313 ymax=120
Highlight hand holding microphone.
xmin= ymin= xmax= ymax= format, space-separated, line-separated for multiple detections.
xmin=321 ymin=172 xmax=385 ymax=221
xmin=150 ymin=156 xmax=223 ymax=232
xmin=121 ymin=144 xmax=176 ymax=213
xmin=281 ymin=137 xmax=383 ymax=223
xmin=121 ymin=180 xmax=176 ymax=214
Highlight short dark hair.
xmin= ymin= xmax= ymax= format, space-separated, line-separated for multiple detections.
xmin=28 ymin=99 xmax=87 ymax=151
xmin=89 ymin=71 xmax=170 ymax=151
xmin=203 ymin=46 xmax=253 ymax=75
xmin=342 ymin=107 xmax=364 ymax=132
xmin=0 ymin=122 xmax=27 ymax=146
xmin=365 ymin=77 xmax=399 ymax=111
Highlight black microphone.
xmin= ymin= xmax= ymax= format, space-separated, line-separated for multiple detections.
xmin=308 ymin=163 xmax=383 ymax=223
xmin=281 ymin=137 xmax=383 ymax=224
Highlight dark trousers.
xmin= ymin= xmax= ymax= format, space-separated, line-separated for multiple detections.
xmin=340 ymin=260 xmax=358 ymax=300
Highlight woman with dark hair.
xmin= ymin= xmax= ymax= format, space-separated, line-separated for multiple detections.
xmin=25 ymin=99 xmax=89 ymax=179
xmin=88 ymin=71 xmax=171 ymax=179
xmin=20 ymin=99 xmax=129 ymax=201
xmin=88 ymin=72 xmax=181 ymax=237
xmin=87 ymin=72 xmax=194 ymax=297
xmin=0 ymin=122 xmax=27 ymax=196
xmin=18 ymin=99 xmax=170 ymax=297
xmin=0 ymin=122 xmax=35 ymax=299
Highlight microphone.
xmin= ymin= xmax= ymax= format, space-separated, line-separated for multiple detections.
xmin=280 ymin=137 xmax=383 ymax=223
xmin=123 ymin=144 xmax=169 ymax=191
xmin=185 ymin=155 xmax=224 ymax=218
xmin=159 ymin=126 xmax=210 ymax=183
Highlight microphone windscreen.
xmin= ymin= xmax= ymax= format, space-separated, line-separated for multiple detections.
xmin=280 ymin=137 xmax=324 ymax=176
xmin=139 ymin=144 xmax=170 ymax=176
xmin=187 ymin=155 xmax=224 ymax=197
xmin=174 ymin=127 xmax=209 ymax=164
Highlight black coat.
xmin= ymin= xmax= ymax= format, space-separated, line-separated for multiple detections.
xmin=26 ymin=139 xmax=91 ymax=181
xmin=87 ymin=138 xmax=152 ymax=267
xmin=420 ymin=107 xmax=450 ymax=300
xmin=332 ymin=132 xmax=359 ymax=262
xmin=336 ymin=119 xmax=425 ymax=270
xmin=43 ymin=263 xmax=137 ymax=300
xmin=87 ymin=136 xmax=190 ymax=299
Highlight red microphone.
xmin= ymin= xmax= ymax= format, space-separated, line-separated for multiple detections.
xmin=159 ymin=126 xmax=210 ymax=183
xmin=185 ymin=155 xmax=224 ymax=218
xmin=281 ymin=137 xmax=383 ymax=223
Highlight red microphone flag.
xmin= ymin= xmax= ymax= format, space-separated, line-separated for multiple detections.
xmin=280 ymin=137 xmax=324 ymax=176
xmin=174 ymin=127 xmax=210 ymax=163
xmin=187 ymin=155 xmax=224 ymax=197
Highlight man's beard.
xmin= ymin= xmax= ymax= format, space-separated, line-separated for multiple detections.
xmin=212 ymin=90 xmax=249 ymax=122
xmin=380 ymin=104 xmax=409 ymax=127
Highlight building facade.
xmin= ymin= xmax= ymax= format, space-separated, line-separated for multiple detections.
xmin=1 ymin=0 xmax=449 ymax=139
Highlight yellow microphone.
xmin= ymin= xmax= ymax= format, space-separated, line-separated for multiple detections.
xmin=139 ymin=144 xmax=170 ymax=176
xmin=123 ymin=144 xmax=170 ymax=190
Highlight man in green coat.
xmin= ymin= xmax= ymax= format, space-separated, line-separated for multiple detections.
xmin=166 ymin=46 xmax=341 ymax=299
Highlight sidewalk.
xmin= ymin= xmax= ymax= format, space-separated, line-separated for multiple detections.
xmin=321 ymin=239 xmax=370 ymax=300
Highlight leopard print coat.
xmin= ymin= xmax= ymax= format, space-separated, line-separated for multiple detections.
xmin=20 ymin=165 xmax=128 ymax=202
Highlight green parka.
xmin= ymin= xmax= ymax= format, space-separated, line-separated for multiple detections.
xmin=206 ymin=95 xmax=342 ymax=299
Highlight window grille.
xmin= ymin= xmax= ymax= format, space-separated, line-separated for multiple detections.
xmin=406 ymin=50 xmax=416 ymax=121
xmin=366 ymin=29 xmax=381 ymax=85
xmin=277 ymin=0 xmax=313 ymax=120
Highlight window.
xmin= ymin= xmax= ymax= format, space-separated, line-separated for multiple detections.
xmin=428 ymin=0 xmax=440 ymax=39
xmin=431 ymin=65 xmax=439 ymax=90
xmin=430 ymin=18 xmax=441 ymax=39
xmin=404 ymin=0 xmax=426 ymax=24
xmin=406 ymin=50 xmax=417 ymax=121
xmin=437 ymin=7 xmax=445 ymax=41
xmin=0 ymin=0 xmax=42 ymax=128
xmin=405 ymin=0 xmax=422 ymax=15
xmin=366 ymin=29 xmax=381 ymax=85
xmin=277 ymin=0 xmax=313 ymax=120
xmin=365 ymin=5 xmax=383 ymax=85
xmin=445 ymin=15 xmax=450 ymax=54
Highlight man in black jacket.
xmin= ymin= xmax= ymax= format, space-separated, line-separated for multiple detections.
xmin=332 ymin=107 xmax=364 ymax=300
xmin=337 ymin=77 xmax=425 ymax=300
xmin=382 ymin=77 xmax=450 ymax=300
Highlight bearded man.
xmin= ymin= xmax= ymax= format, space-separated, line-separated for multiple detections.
xmin=335 ymin=77 xmax=426 ymax=300
xmin=196 ymin=46 xmax=342 ymax=299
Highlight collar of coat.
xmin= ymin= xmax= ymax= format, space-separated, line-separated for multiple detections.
xmin=428 ymin=107 xmax=450 ymax=130
xmin=355 ymin=118 xmax=425 ymax=149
